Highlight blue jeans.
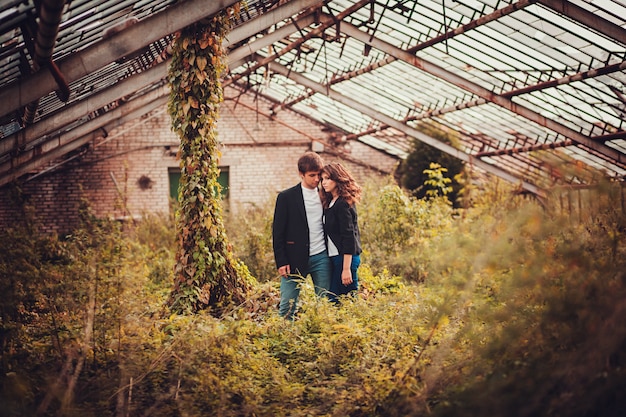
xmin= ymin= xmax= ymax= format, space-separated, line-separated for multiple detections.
xmin=329 ymin=254 xmax=360 ymax=303
xmin=279 ymin=251 xmax=331 ymax=319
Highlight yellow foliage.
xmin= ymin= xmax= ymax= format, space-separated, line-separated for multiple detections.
xmin=2 ymin=174 xmax=625 ymax=417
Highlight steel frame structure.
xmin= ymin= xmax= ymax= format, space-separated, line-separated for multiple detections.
xmin=0 ymin=0 xmax=624 ymax=194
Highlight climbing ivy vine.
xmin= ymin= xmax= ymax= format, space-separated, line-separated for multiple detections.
xmin=167 ymin=5 xmax=252 ymax=315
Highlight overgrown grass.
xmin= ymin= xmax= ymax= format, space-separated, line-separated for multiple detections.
xmin=1 ymin=177 xmax=625 ymax=416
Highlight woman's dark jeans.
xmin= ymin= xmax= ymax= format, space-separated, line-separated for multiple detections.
xmin=329 ymin=254 xmax=360 ymax=303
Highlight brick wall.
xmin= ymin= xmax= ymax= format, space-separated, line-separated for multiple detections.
xmin=0 ymin=87 xmax=398 ymax=235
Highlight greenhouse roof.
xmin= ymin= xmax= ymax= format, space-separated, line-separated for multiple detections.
xmin=0 ymin=0 xmax=625 ymax=195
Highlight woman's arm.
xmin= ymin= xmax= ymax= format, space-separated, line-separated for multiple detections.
xmin=341 ymin=253 xmax=353 ymax=285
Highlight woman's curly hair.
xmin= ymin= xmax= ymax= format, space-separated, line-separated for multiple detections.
xmin=320 ymin=162 xmax=362 ymax=208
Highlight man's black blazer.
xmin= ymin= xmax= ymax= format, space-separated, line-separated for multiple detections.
xmin=272 ymin=183 xmax=311 ymax=276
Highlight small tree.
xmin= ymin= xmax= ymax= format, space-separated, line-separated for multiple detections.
xmin=423 ymin=162 xmax=453 ymax=200
xmin=167 ymin=5 xmax=252 ymax=315
xmin=397 ymin=122 xmax=465 ymax=204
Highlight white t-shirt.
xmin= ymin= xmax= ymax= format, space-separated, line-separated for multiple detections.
xmin=302 ymin=186 xmax=326 ymax=256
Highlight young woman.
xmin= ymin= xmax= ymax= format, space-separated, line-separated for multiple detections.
xmin=320 ymin=162 xmax=362 ymax=302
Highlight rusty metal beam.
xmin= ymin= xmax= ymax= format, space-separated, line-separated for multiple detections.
xmin=413 ymin=58 xmax=626 ymax=122
xmin=340 ymin=20 xmax=625 ymax=167
xmin=0 ymin=87 xmax=168 ymax=187
xmin=407 ymin=0 xmax=539 ymax=54
xmin=266 ymin=58 xmax=545 ymax=196
xmin=0 ymin=60 xmax=169 ymax=160
xmin=0 ymin=0 xmax=242 ymax=119
xmin=226 ymin=0 xmax=322 ymax=61
xmin=224 ymin=0 xmax=372 ymax=87
xmin=538 ymin=0 xmax=626 ymax=46
xmin=503 ymin=60 xmax=626 ymax=98
xmin=593 ymin=131 xmax=626 ymax=142
xmin=477 ymin=139 xmax=574 ymax=157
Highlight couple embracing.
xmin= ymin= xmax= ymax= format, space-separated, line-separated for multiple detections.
xmin=272 ymin=151 xmax=362 ymax=319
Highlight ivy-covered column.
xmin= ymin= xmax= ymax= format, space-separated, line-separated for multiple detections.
xmin=167 ymin=6 xmax=251 ymax=315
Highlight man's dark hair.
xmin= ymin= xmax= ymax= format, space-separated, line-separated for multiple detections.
xmin=297 ymin=151 xmax=324 ymax=174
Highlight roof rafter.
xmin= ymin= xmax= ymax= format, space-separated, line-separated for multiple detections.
xmin=229 ymin=4 xmax=624 ymax=166
xmin=0 ymin=0 xmax=624 ymax=195
xmin=0 ymin=61 xmax=168 ymax=163
xmin=265 ymin=57 xmax=545 ymax=196
xmin=538 ymin=0 xmax=626 ymax=46
xmin=340 ymin=19 xmax=626 ymax=168
xmin=225 ymin=0 xmax=372 ymax=87
xmin=0 ymin=0 xmax=241 ymax=119
xmin=0 ymin=86 xmax=168 ymax=187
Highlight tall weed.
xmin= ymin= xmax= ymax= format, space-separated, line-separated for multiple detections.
xmin=225 ymin=201 xmax=276 ymax=283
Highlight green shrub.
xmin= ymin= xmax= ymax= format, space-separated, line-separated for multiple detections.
xmin=358 ymin=177 xmax=455 ymax=281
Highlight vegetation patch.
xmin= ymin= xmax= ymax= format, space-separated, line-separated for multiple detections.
xmin=1 ymin=177 xmax=625 ymax=417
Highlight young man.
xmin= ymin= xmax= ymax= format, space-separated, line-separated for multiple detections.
xmin=272 ymin=151 xmax=331 ymax=319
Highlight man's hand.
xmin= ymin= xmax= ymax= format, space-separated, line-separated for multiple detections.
xmin=278 ymin=265 xmax=291 ymax=277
